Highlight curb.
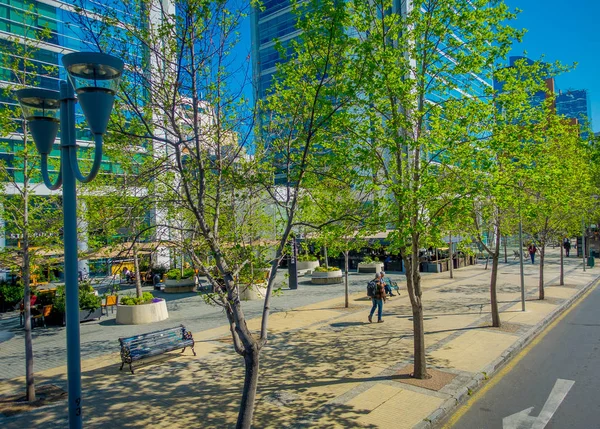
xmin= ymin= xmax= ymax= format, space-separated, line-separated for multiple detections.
xmin=414 ymin=273 xmax=600 ymax=429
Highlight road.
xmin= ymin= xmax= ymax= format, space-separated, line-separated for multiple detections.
xmin=445 ymin=281 xmax=600 ymax=429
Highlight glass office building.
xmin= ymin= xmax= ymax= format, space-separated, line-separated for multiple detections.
xmin=0 ymin=0 xmax=137 ymax=183
xmin=251 ymin=0 xmax=300 ymax=100
xmin=251 ymin=1 xmax=491 ymax=109
xmin=556 ymin=89 xmax=592 ymax=133
xmin=0 ymin=0 xmax=142 ymax=259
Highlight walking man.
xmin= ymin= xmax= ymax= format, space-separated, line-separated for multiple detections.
xmin=368 ymin=273 xmax=386 ymax=323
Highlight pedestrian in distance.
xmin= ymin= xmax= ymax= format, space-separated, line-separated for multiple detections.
xmin=367 ymin=273 xmax=386 ymax=323
xmin=528 ymin=243 xmax=537 ymax=264
xmin=380 ymin=271 xmax=396 ymax=297
xmin=563 ymin=238 xmax=571 ymax=257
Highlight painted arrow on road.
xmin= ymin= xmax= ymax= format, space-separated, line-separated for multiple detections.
xmin=502 ymin=379 xmax=575 ymax=429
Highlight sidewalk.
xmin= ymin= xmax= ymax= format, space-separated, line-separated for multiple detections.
xmin=0 ymin=249 xmax=597 ymax=428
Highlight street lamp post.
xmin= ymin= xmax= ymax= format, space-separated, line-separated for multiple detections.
xmin=16 ymin=52 xmax=123 ymax=429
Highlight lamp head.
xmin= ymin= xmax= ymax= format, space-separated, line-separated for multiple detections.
xmin=62 ymin=52 xmax=124 ymax=135
xmin=15 ymin=88 xmax=60 ymax=155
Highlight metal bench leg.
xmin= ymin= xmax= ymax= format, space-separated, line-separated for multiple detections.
xmin=181 ymin=347 xmax=186 ymax=354
xmin=191 ymin=343 xmax=197 ymax=356
xmin=120 ymin=361 xmax=124 ymax=371
xmin=129 ymin=363 xmax=134 ymax=374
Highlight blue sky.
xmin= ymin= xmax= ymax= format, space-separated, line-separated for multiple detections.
xmin=505 ymin=0 xmax=600 ymax=131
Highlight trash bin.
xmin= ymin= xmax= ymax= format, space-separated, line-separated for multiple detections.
xmin=588 ymin=254 xmax=595 ymax=268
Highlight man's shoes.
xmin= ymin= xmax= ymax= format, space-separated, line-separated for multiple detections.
xmin=377 ymin=319 xmax=384 ymax=323
xmin=390 ymin=293 xmax=396 ymax=296
xmin=368 ymin=315 xmax=372 ymax=323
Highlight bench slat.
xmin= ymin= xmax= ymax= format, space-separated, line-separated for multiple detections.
xmin=119 ymin=324 xmax=196 ymax=373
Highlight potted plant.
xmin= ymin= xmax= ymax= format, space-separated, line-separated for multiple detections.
xmin=296 ymin=254 xmax=320 ymax=272
xmin=53 ymin=283 xmax=102 ymax=323
xmin=164 ymin=267 xmax=196 ymax=293
xmin=311 ymin=266 xmax=343 ymax=284
xmin=116 ymin=291 xmax=169 ymax=324
xmin=237 ymin=267 xmax=269 ymax=301
xmin=357 ymin=256 xmax=383 ymax=274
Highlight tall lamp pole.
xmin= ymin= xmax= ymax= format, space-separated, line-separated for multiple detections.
xmin=16 ymin=52 xmax=123 ymax=429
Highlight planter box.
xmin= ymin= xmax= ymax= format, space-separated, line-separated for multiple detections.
xmin=296 ymin=260 xmax=320 ymax=271
xmin=239 ymin=283 xmax=267 ymax=301
xmin=164 ymin=278 xmax=196 ymax=293
xmin=79 ymin=308 xmax=103 ymax=322
xmin=116 ymin=299 xmax=169 ymax=325
xmin=357 ymin=262 xmax=383 ymax=274
xmin=425 ymin=263 xmax=442 ymax=273
xmin=311 ymin=270 xmax=343 ymax=285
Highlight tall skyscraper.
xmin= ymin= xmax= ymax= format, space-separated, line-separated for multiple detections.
xmin=0 ymin=0 xmax=141 ymax=272
xmin=250 ymin=0 xmax=299 ymax=101
xmin=504 ymin=56 xmax=592 ymax=135
xmin=556 ymin=89 xmax=592 ymax=132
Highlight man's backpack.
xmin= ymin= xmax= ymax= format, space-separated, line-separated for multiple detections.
xmin=367 ymin=280 xmax=377 ymax=297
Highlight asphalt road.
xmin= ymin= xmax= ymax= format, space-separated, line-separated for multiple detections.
xmin=447 ymin=282 xmax=600 ymax=429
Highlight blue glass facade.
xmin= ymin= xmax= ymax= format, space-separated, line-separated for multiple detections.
xmin=251 ymin=0 xmax=300 ymax=99
xmin=0 ymin=0 xmax=132 ymax=181
xmin=557 ymin=89 xmax=592 ymax=133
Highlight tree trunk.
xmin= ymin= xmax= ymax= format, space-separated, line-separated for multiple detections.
xmin=344 ymin=250 xmax=349 ymax=308
xmin=539 ymin=244 xmax=545 ymax=300
xmin=449 ymin=232 xmax=453 ymax=279
xmin=22 ymin=242 xmax=35 ymax=402
xmin=560 ymin=240 xmax=564 ymax=286
xmin=236 ymin=348 xmax=260 ymax=429
xmin=323 ymin=246 xmax=329 ymax=269
xmin=490 ymin=227 xmax=501 ymax=328
xmin=133 ymin=246 xmax=143 ymax=298
xmin=485 ymin=254 xmax=489 ymax=270
xmin=504 ymin=235 xmax=508 ymax=264
xmin=22 ymin=156 xmax=35 ymax=402
xmin=404 ymin=243 xmax=428 ymax=379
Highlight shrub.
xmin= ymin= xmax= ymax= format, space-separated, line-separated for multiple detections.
xmin=120 ymin=291 xmax=154 ymax=306
xmin=314 ymin=266 xmax=340 ymax=272
xmin=360 ymin=256 xmax=380 ymax=264
xmin=52 ymin=283 xmax=101 ymax=312
xmin=298 ymin=254 xmax=318 ymax=262
xmin=165 ymin=268 xmax=195 ymax=280
xmin=152 ymin=265 xmax=168 ymax=275
xmin=0 ymin=282 xmax=23 ymax=307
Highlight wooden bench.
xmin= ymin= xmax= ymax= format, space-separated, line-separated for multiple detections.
xmin=118 ymin=325 xmax=196 ymax=374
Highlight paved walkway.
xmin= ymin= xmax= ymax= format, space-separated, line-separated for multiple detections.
xmin=0 ymin=249 xmax=597 ymax=428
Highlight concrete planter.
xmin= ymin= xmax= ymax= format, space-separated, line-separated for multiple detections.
xmin=164 ymin=278 xmax=195 ymax=293
xmin=296 ymin=260 xmax=320 ymax=271
xmin=116 ymin=299 xmax=169 ymax=325
xmin=426 ymin=262 xmax=442 ymax=273
xmin=357 ymin=262 xmax=383 ymax=274
xmin=79 ymin=308 xmax=103 ymax=322
xmin=311 ymin=270 xmax=343 ymax=284
xmin=239 ymin=283 xmax=267 ymax=301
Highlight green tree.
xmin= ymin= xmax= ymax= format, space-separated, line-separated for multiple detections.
xmin=76 ymin=0 xmax=361 ymax=426
xmin=348 ymin=0 xmax=521 ymax=378
xmin=0 ymin=7 xmax=62 ymax=401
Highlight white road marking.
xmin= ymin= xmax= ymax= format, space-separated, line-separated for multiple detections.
xmin=502 ymin=379 xmax=575 ymax=429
